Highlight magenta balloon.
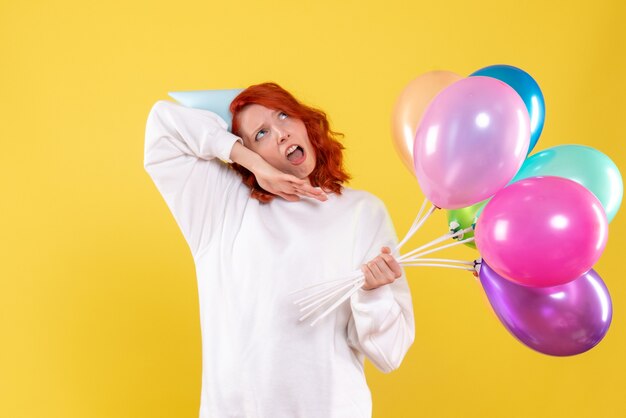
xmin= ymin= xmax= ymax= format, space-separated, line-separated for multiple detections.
xmin=480 ymin=262 xmax=612 ymax=356
xmin=475 ymin=176 xmax=608 ymax=287
xmin=413 ymin=76 xmax=530 ymax=209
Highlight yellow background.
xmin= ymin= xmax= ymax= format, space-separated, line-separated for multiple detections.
xmin=1 ymin=0 xmax=625 ymax=417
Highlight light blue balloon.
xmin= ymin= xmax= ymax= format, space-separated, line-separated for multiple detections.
xmin=470 ymin=65 xmax=545 ymax=155
xmin=511 ymin=144 xmax=623 ymax=222
xmin=168 ymin=88 xmax=243 ymax=131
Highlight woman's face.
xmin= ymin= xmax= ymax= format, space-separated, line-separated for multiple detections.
xmin=236 ymin=104 xmax=316 ymax=179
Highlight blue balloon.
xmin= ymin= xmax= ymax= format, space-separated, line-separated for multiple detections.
xmin=168 ymin=88 xmax=243 ymax=131
xmin=470 ymin=65 xmax=545 ymax=155
xmin=510 ymin=144 xmax=623 ymax=223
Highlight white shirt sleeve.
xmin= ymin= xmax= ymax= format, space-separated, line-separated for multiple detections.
xmin=347 ymin=197 xmax=415 ymax=373
xmin=143 ymin=100 xmax=244 ymax=258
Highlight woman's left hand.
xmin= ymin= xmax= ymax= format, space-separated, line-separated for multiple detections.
xmin=361 ymin=247 xmax=403 ymax=291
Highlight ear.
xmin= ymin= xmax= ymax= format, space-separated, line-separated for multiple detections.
xmin=168 ymin=88 xmax=243 ymax=132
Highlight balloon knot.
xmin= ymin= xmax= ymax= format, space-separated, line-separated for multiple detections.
xmin=473 ymin=258 xmax=482 ymax=275
xmin=449 ymin=221 xmax=463 ymax=240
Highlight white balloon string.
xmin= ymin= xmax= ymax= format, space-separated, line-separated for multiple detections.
xmin=302 ymin=254 xmax=477 ymax=326
xmin=298 ymin=293 xmax=339 ymax=322
xmin=398 ymin=231 xmax=457 ymax=261
xmin=398 ymin=226 xmax=474 ymax=262
xmin=401 ymin=236 xmax=476 ymax=261
xmin=304 ymin=257 xmax=477 ymax=326
xmin=309 ymin=278 xmax=365 ymax=326
xmin=395 ymin=198 xmax=428 ymax=250
xmin=293 ymin=277 xmax=358 ymax=306
xmin=395 ymin=202 xmax=437 ymax=252
xmin=299 ymin=277 xmax=363 ymax=322
xmin=401 ymin=258 xmax=474 ymax=265
xmin=397 ymin=203 xmax=437 ymax=250
xmin=400 ymin=262 xmax=475 ymax=271
xmin=399 ymin=226 xmax=473 ymax=261
xmin=297 ymin=278 xmax=360 ymax=312
xmin=400 ymin=198 xmax=427 ymax=239
xmin=297 ymin=231 xmax=475 ymax=325
xmin=294 ymin=199 xmax=480 ymax=326
xmin=288 ymin=269 xmax=362 ymax=297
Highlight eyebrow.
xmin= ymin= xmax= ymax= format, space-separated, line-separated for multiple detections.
xmin=245 ymin=110 xmax=281 ymax=141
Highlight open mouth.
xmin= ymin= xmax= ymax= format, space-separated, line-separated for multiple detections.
xmin=286 ymin=145 xmax=305 ymax=165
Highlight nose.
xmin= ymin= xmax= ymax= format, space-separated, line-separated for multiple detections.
xmin=276 ymin=128 xmax=290 ymax=143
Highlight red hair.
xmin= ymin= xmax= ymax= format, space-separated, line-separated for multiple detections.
xmin=229 ymin=82 xmax=351 ymax=203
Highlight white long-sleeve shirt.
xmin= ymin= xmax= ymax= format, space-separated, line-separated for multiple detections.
xmin=143 ymin=100 xmax=415 ymax=418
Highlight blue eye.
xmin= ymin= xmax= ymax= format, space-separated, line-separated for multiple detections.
xmin=255 ymin=129 xmax=267 ymax=141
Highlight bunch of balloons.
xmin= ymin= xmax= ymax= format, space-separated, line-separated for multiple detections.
xmin=392 ymin=65 xmax=622 ymax=356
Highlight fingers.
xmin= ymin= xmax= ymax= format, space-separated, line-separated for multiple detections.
xmin=373 ymin=257 xmax=396 ymax=279
xmin=380 ymin=252 xmax=403 ymax=278
xmin=361 ymin=260 xmax=393 ymax=290
xmin=361 ymin=251 xmax=403 ymax=291
xmin=282 ymin=174 xmax=307 ymax=186
xmin=294 ymin=185 xmax=328 ymax=202
xmin=286 ymin=176 xmax=328 ymax=202
xmin=276 ymin=191 xmax=300 ymax=202
xmin=268 ymin=176 xmax=303 ymax=201
xmin=273 ymin=175 xmax=322 ymax=200
xmin=361 ymin=263 xmax=376 ymax=290
xmin=268 ymin=173 xmax=328 ymax=202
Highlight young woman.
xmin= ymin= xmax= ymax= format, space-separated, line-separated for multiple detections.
xmin=144 ymin=82 xmax=415 ymax=418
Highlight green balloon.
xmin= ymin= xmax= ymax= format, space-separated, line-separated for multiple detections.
xmin=446 ymin=200 xmax=488 ymax=249
xmin=511 ymin=145 xmax=623 ymax=222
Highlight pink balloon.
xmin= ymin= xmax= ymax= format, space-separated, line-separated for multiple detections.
xmin=475 ymin=176 xmax=608 ymax=287
xmin=413 ymin=76 xmax=530 ymax=209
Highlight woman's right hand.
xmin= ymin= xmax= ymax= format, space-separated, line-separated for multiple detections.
xmin=230 ymin=141 xmax=327 ymax=202
xmin=252 ymin=158 xmax=328 ymax=202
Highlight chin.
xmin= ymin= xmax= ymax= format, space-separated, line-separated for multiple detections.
xmin=292 ymin=169 xmax=312 ymax=180
xmin=284 ymin=159 xmax=315 ymax=179
xmin=300 ymin=164 xmax=316 ymax=179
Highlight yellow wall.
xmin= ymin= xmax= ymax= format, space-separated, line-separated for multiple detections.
xmin=1 ymin=0 xmax=624 ymax=417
